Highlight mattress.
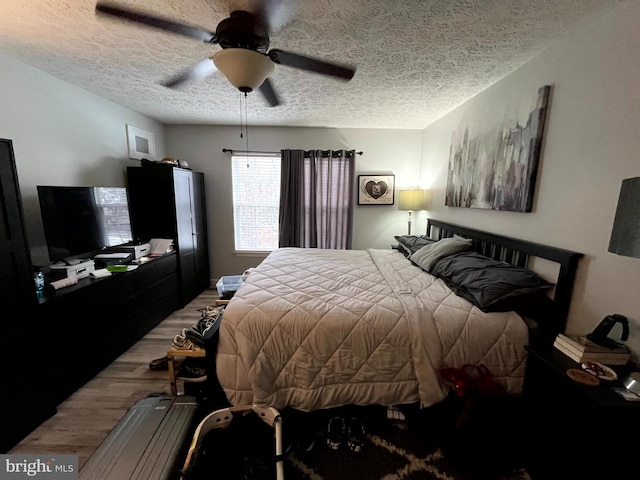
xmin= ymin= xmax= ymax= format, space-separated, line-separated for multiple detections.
xmin=216 ymin=247 xmax=528 ymax=411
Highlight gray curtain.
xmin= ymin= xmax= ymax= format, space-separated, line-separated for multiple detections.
xmin=279 ymin=149 xmax=355 ymax=249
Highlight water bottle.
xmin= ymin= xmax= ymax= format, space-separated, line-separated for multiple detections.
xmin=34 ymin=271 xmax=45 ymax=296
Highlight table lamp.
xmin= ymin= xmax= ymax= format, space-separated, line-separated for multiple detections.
xmin=608 ymin=177 xmax=640 ymax=258
xmin=398 ymin=189 xmax=428 ymax=235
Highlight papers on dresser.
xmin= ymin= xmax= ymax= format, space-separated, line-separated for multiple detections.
xmin=150 ymin=238 xmax=174 ymax=255
xmin=94 ymin=252 xmax=132 ymax=261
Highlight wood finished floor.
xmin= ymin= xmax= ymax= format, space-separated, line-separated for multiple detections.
xmin=9 ymin=288 xmax=220 ymax=469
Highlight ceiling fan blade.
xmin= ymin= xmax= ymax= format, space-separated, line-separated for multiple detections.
xmin=161 ymin=58 xmax=218 ymax=89
xmin=258 ymin=78 xmax=280 ymax=106
xmin=254 ymin=0 xmax=291 ymax=33
xmin=267 ymin=49 xmax=355 ymax=81
xmin=95 ymin=1 xmax=218 ymax=43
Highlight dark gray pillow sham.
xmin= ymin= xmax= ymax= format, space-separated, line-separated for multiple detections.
xmin=394 ymin=235 xmax=435 ymax=256
xmin=430 ymin=251 xmax=554 ymax=312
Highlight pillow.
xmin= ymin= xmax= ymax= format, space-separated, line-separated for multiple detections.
xmin=408 ymin=236 xmax=473 ymax=271
xmin=394 ymin=235 xmax=435 ymax=256
xmin=430 ymin=251 xmax=554 ymax=312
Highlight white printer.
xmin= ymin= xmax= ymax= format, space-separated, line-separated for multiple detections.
xmin=50 ymin=259 xmax=96 ymax=280
xmin=112 ymin=242 xmax=152 ymax=259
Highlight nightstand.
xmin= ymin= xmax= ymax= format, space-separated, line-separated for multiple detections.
xmin=522 ymin=344 xmax=640 ymax=480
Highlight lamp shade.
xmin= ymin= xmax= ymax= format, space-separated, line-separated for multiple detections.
xmin=398 ymin=189 xmax=427 ymax=211
xmin=213 ymin=48 xmax=274 ymax=92
xmin=608 ymin=177 xmax=640 ymax=258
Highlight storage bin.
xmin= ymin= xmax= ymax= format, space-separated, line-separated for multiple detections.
xmin=216 ymin=275 xmax=243 ymax=299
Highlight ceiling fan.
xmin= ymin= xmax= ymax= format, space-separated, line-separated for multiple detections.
xmin=95 ymin=1 xmax=356 ymax=107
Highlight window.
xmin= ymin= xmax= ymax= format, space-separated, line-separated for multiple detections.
xmin=232 ymin=155 xmax=281 ymax=252
xmin=93 ymin=187 xmax=133 ymax=247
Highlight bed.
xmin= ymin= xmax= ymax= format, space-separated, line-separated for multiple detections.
xmin=215 ymin=219 xmax=582 ymax=412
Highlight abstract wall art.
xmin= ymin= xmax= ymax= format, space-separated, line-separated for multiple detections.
xmin=445 ymin=85 xmax=551 ymax=212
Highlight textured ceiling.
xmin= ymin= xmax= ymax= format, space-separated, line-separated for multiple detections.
xmin=0 ymin=0 xmax=622 ymax=129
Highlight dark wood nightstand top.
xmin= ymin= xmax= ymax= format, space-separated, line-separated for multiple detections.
xmin=525 ymin=344 xmax=640 ymax=409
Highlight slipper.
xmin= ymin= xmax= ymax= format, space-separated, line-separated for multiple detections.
xmin=149 ymin=355 xmax=168 ymax=371
xmin=347 ymin=417 xmax=365 ymax=452
xmin=326 ymin=416 xmax=345 ymax=450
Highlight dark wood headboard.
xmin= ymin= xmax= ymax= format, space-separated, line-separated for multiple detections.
xmin=426 ymin=218 xmax=583 ymax=334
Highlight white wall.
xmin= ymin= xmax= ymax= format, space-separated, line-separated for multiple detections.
xmin=165 ymin=125 xmax=423 ymax=278
xmin=419 ymin=0 xmax=640 ymax=354
xmin=0 ymin=51 xmax=166 ymax=265
xmin=0 ymin=47 xmax=424 ymax=279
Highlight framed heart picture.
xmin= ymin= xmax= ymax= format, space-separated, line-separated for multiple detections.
xmin=358 ymin=174 xmax=395 ymax=205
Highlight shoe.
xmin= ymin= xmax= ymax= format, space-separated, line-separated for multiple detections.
xmin=347 ymin=417 xmax=365 ymax=453
xmin=300 ymin=438 xmax=315 ymax=452
xmin=176 ymin=370 xmax=207 ymax=382
xmin=386 ymin=406 xmax=405 ymax=421
xmin=198 ymin=305 xmax=225 ymax=318
xmin=186 ymin=309 xmax=223 ymax=348
xmin=148 ymin=355 xmax=168 ymax=371
xmin=294 ymin=431 xmax=315 ymax=452
xmin=326 ymin=416 xmax=345 ymax=450
xmin=175 ymin=357 xmax=207 ymax=382
xmin=172 ymin=328 xmax=197 ymax=350
xmin=508 ymin=469 xmax=533 ymax=480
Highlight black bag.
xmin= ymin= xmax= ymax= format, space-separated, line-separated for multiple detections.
xmin=185 ymin=306 xmax=225 ymax=348
xmin=182 ymin=411 xmax=278 ymax=480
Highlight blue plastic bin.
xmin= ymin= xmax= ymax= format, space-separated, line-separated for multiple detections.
xmin=216 ymin=275 xmax=243 ymax=299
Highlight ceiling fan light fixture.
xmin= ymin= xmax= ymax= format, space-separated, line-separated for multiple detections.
xmin=213 ymin=48 xmax=274 ymax=92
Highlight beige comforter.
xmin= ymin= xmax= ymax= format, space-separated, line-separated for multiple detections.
xmin=216 ymin=248 xmax=528 ymax=411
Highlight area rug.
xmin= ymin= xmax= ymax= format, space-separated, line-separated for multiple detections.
xmin=186 ymin=401 xmax=530 ymax=480
xmin=286 ymin=415 xmax=473 ymax=480
xmin=283 ymin=403 xmax=530 ymax=480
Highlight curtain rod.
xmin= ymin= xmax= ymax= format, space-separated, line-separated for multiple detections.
xmin=222 ymin=148 xmax=363 ymax=155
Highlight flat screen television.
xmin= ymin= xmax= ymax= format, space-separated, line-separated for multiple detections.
xmin=37 ymin=186 xmax=133 ymax=263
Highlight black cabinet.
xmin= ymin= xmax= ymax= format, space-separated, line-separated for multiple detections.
xmin=127 ymin=166 xmax=210 ymax=306
xmin=0 ymin=139 xmax=37 ymax=336
xmin=0 ymin=139 xmax=56 ymax=453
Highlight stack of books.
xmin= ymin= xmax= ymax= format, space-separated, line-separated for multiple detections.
xmin=553 ymin=333 xmax=631 ymax=365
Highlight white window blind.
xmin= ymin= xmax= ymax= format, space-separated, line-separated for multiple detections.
xmin=232 ymin=155 xmax=281 ymax=251
xmin=93 ymin=187 xmax=132 ymax=247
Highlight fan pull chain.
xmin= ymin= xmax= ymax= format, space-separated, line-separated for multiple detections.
xmin=239 ymin=92 xmax=244 ymax=139
xmin=244 ymin=92 xmax=250 ymax=168
xmin=237 ymin=92 xmax=250 ymax=168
